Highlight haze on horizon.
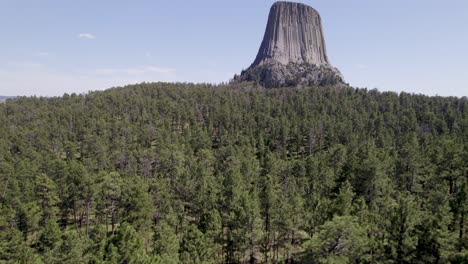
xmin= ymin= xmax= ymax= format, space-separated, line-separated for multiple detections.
xmin=1 ymin=0 xmax=467 ymax=97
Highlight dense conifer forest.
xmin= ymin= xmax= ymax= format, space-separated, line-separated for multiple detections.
xmin=0 ymin=82 xmax=467 ymax=263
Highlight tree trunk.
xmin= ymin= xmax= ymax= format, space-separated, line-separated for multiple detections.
xmin=459 ymin=212 xmax=465 ymax=251
xmin=264 ymin=206 xmax=270 ymax=264
xmin=1 ymin=178 xmax=8 ymax=203
xmin=397 ymin=216 xmax=406 ymax=264
xmin=111 ymin=208 xmax=116 ymax=235
xmin=85 ymin=200 xmax=90 ymax=236
xmin=308 ymin=127 xmax=314 ymax=156
xmin=450 ymin=176 xmax=454 ymax=195
xmin=73 ymin=206 xmax=81 ymax=235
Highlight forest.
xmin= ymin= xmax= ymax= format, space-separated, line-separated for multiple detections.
xmin=0 ymin=82 xmax=467 ymax=263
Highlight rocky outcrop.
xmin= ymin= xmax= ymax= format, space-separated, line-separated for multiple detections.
xmin=239 ymin=61 xmax=343 ymax=88
xmin=235 ymin=1 xmax=345 ymax=88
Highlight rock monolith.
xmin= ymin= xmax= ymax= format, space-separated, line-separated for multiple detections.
xmin=235 ymin=1 xmax=345 ymax=88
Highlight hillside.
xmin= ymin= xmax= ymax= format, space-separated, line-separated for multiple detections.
xmin=0 ymin=82 xmax=467 ymax=263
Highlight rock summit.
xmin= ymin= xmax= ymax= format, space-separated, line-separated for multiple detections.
xmin=235 ymin=1 xmax=345 ymax=88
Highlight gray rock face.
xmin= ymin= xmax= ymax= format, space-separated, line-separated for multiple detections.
xmin=253 ymin=1 xmax=329 ymax=67
xmin=235 ymin=1 xmax=345 ymax=88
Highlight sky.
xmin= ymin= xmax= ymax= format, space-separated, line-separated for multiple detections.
xmin=1 ymin=0 xmax=467 ymax=97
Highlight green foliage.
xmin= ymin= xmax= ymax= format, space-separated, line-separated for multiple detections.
xmin=180 ymin=224 xmax=216 ymax=264
xmin=306 ymin=215 xmax=370 ymax=263
xmin=110 ymin=222 xmax=150 ymax=264
xmin=153 ymin=220 xmax=179 ymax=264
xmin=0 ymin=82 xmax=467 ymax=263
xmin=0 ymin=228 xmax=41 ymax=264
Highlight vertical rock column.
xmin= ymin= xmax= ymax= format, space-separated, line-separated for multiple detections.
xmin=251 ymin=1 xmax=330 ymax=67
xmin=236 ymin=1 xmax=345 ymax=88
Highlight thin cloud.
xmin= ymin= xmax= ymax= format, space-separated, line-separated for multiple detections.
xmin=95 ymin=66 xmax=175 ymax=75
xmin=356 ymin=63 xmax=366 ymax=70
xmin=146 ymin=66 xmax=175 ymax=74
xmin=0 ymin=64 xmax=176 ymax=96
xmin=7 ymin=61 xmax=44 ymax=68
xmin=78 ymin=33 xmax=96 ymax=39
xmin=35 ymin=52 xmax=49 ymax=57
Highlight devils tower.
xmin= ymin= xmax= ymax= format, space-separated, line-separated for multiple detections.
xmin=235 ymin=1 xmax=344 ymax=88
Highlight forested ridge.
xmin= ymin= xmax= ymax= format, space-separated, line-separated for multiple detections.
xmin=0 ymin=82 xmax=467 ymax=263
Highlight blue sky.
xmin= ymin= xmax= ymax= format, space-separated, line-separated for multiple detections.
xmin=1 ymin=0 xmax=467 ymax=97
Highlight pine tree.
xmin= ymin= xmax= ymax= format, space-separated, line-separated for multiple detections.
xmin=153 ymin=220 xmax=179 ymax=264
xmin=307 ymin=215 xmax=371 ymax=263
